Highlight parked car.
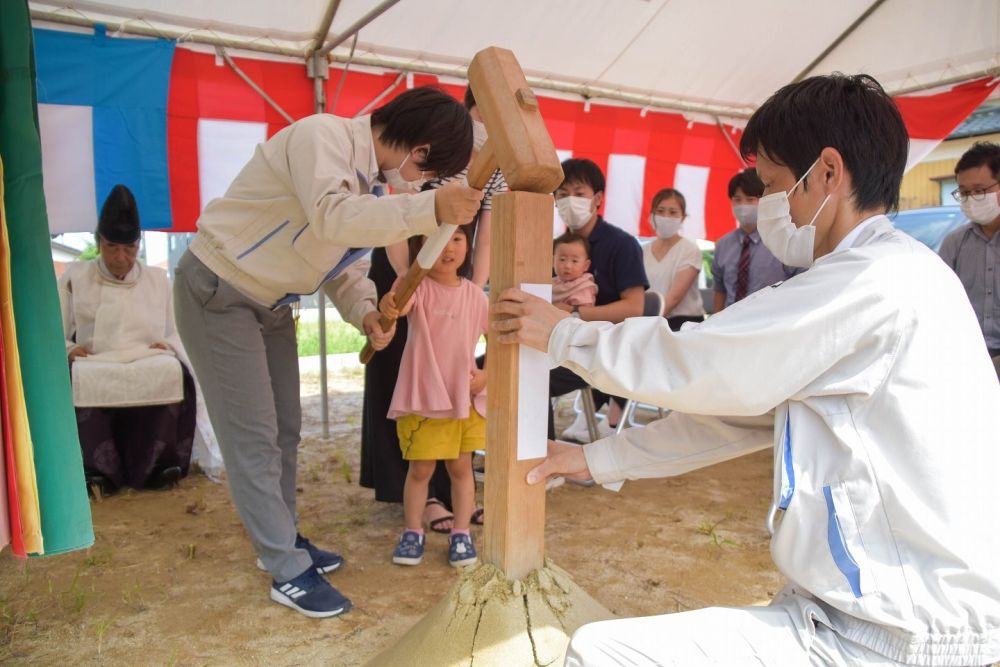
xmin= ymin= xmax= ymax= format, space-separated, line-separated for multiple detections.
xmin=889 ymin=206 xmax=968 ymax=252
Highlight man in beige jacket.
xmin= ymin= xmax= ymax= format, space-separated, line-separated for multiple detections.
xmin=174 ymin=86 xmax=482 ymax=618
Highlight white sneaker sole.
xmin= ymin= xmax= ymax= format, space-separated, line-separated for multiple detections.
xmin=257 ymin=557 xmax=342 ymax=575
xmin=450 ymin=556 xmax=478 ymax=567
xmin=269 ymin=589 xmax=351 ymax=619
xmin=392 ymin=555 xmax=423 ymax=565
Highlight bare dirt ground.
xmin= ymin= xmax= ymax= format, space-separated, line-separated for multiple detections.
xmin=0 ymin=367 xmax=781 ymax=666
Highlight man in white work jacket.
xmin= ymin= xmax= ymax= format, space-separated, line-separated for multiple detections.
xmin=174 ymin=86 xmax=483 ymax=619
xmin=493 ymin=74 xmax=1000 ymax=666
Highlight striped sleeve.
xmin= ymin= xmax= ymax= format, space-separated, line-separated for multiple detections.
xmin=426 ymin=167 xmax=508 ymax=211
xmin=480 ymin=169 xmax=508 ymax=211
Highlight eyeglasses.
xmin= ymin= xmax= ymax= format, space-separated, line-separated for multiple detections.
xmin=951 ymin=181 xmax=1000 ymax=203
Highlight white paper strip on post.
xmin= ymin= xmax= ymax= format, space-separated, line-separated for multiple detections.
xmin=517 ymin=283 xmax=552 ymax=460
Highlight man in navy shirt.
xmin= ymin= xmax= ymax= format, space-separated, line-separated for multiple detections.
xmin=549 ymin=159 xmax=648 ymax=439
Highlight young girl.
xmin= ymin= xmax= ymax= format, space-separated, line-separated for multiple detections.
xmin=381 ymin=224 xmax=488 ymax=567
xmin=642 ymin=188 xmax=706 ymax=331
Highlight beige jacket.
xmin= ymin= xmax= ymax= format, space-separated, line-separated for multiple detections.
xmin=190 ymin=113 xmax=438 ymax=326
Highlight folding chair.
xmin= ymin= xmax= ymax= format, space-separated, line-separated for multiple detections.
xmin=569 ymin=291 xmax=665 ymax=440
xmin=615 ymin=291 xmax=668 ymax=434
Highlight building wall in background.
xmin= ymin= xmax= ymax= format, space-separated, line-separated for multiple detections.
xmin=900 ymin=132 xmax=1000 ymax=210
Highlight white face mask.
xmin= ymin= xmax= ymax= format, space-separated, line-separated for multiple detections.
xmin=961 ymin=193 xmax=1000 ymax=226
xmin=756 ymin=157 xmax=831 ymax=268
xmin=382 ymin=151 xmax=427 ymax=191
xmin=472 ymin=120 xmax=488 ymax=152
xmin=732 ymin=204 xmax=758 ymax=229
xmin=651 ymin=214 xmax=682 ymax=239
xmin=556 ymin=196 xmax=595 ymax=231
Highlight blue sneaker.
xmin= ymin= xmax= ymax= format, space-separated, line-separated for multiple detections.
xmin=270 ymin=568 xmax=352 ymax=619
xmin=256 ymin=534 xmax=344 ymax=575
xmin=448 ymin=533 xmax=477 ymax=567
xmin=295 ymin=534 xmax=344 ymax=574
xmin=392 ymin=531 xmax=425 ymax=565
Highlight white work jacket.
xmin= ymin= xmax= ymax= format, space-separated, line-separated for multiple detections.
xmin=548 ymin=216 xmax=1000 ymax=666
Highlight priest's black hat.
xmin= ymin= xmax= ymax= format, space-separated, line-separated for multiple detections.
xmin=96 ymin=185 xmax=140 ymax=244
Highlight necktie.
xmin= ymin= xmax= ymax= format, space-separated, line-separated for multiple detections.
xmin=735 ymin=235 xmax=751 ymax=302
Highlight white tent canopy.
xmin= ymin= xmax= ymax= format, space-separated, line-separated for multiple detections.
xmin=29 ymin=0 xmax=1000 ymax=120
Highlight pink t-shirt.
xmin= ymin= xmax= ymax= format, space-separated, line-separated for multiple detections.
xmin=388 ymin=277 xmax=489 ymax=420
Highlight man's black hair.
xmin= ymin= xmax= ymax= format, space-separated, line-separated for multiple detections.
xmin=463 ymin=86 xmax=477 ymax=110
xmin=955 ymin=141 xmax=1000 ymax=179
xmin=372 ymin=86 xmax=472 ymax=179
xmin=727 ymin=169 xmax=765 ymax=199
xmin=558 ymin=158 xmax=605 ymax=194
xmin=739 ymin=73 xmax=908 ymax=213
xmin=553 ymin=231 xmax=591 ymax=258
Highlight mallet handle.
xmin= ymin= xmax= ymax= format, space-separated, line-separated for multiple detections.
xmin=358 ymin=142 xmax=499 ymax=364
xmin=358 ymin=262 xmax=430 ymax=364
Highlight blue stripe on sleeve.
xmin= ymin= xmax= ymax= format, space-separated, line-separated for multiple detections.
xmin=823 ymin=486 xmax=864 ymax=598
xmin=779 ymin=414 xmax=795 ymax=509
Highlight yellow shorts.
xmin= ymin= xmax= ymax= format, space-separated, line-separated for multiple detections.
xmin=396 ymin=411 xmax=485 ymax=461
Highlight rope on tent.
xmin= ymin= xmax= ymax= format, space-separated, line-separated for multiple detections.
xmin=216 ymin=47 xmax=295 ymax=125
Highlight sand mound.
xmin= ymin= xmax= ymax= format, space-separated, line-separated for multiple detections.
xmin=365 ymin=560 xmax=612 ymax=666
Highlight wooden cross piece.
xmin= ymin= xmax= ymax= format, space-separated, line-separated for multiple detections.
xmin=471 ymin=47 xmax=563 ymax=579
xmin=359 ymin=46 xmax=562 ymax=578
xmin=359 ymin=48 xmax=561 ymax=369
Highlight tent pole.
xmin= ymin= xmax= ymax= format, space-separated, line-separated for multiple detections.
xmin=715 ymin=118 xmax=748 ymax=167
xmin=43 ymin=7 xmax=993 ymax=121
xmin=308 ymin=52 xmax=332 ymax=440
xmin=890 ymin=68 xmax=1000 ymax=96
xmin=791 ymin=0 xmax=888 ymax=84
xmin=216 ymin=48 xmax=295 ymax=124
xmin=328 ymin=33 xmax=359 ymax=114
xmin=31 ymin=9 xmax=306 ymax=58
xmin=30 ymin=8 xmax=755 ymax=118
xmin=317 ymin=0 xmax=402 ymax=58
xmin=307 ymin=0 xmax=342 ymax=58
xmin=354 ymin=72 xmax=406 ymax=117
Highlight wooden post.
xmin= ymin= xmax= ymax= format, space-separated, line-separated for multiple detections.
xmin=484 ymin=190 xmax=553 ymax=579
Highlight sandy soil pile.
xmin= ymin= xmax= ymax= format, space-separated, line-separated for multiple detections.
xmin=0 ymin=367 xmax=782 ymax=665
xmin=366 ymin=561 xmax=612 ymax=666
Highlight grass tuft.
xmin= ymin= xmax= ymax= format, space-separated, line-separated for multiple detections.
xmin=296 ymin=321 xmax=366 ymax=357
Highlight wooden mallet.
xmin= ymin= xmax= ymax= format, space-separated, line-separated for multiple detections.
xmin=363 ymin=50 xmax=613 ymax=667
xmin=358 ymin=46 xmax=562 ymax=364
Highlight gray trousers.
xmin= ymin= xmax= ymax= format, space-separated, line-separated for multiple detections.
xmin=173 ymin=251 xmax=313 ymax=582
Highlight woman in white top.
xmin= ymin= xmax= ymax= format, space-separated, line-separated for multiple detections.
xmin=642 ymin=188 xmax=706 ymax=330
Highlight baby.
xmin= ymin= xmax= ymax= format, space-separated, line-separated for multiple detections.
xmin=551 ymin=232 xmax=597 ymax=307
